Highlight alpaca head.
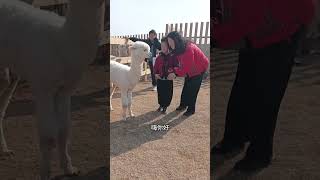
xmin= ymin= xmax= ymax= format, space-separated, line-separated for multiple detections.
xmin=129 ymin=41 xmax=151 ymax=64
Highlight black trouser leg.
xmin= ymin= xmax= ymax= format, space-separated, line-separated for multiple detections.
xmin=179 ymin=77 xmax=189 ymax=107
xmin=246 ymin=40 xmax=295 ymax=160
xmin=157 ymin=80 xmax=173 ymax=107
xmin=186 ymin=74 xmax=204 ymax=112
xmin=293 ymin=25 xmax=308 ymax=57
xmin=157 ymin=80 xmax=163 ymax=106
xmin=222 ymin=49 xmax=255 ymax=146
xmin=148 ymin=60 xmax=157 ymax=86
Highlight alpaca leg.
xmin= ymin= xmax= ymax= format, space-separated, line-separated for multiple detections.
xmin=35 ymin=92 xmax=58 ymax=180
xmin=110 ymin=84 xmax=116 ymax=111
xmin=122 ymin=106 xmax=127 ymax=120
xmin=128 ymin=90 xmax=134 ymax=117
xmin=0 ymin=78 xmax=19 ymax=155
xmin=55 ymin=91 xmax=79 ymax=176
xmin=121 ymin=89 xmax=129 ymax=120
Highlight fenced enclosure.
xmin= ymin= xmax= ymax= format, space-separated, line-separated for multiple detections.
xmin=112 ymin=21 xmax=210 ymax=58
xmin=110 ymin=22 xmax=210 ymax=79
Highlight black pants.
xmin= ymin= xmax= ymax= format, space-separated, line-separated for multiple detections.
xmin=157 ymin=79 xmax=173 ymax=107
xmin=179 ymin=73 xmax=204 ymax=112
xmin=293 ymin=25 xmax=309 ymax=57
xmin=148 ymin=60 xmax=157 ymax=86
xmin=222 ymin=37 xmax=297 ymax=160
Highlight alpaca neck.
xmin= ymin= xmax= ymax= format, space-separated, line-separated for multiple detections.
xmin=63 ymin=0 xmax=103 ymax=64
xmin=129 ymin=60 xmax=142 ymax=82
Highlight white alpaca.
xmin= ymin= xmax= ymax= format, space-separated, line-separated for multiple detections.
xmin=0 ymin=0 xmax=104 ymax=179
xmin=110 ymin=41 xmax=151 ymax=120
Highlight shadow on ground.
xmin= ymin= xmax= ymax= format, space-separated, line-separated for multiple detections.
xmin=110 ymin=110 xmax=189 ymax=157
xmin=52 ymin=166 xmax=109 ymax=180
xmin=215 ymin=169 xmax=263 ymax=180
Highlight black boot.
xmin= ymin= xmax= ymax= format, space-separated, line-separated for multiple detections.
xmin=233 ymin=155 xmax=271 ymax=172
xmin=161 ymin=107 xmax=167 ymax=114
xmin=183 ymin=107 xmax=195 ymax=116
xmin=211 ymin=141 xmax=245 ymax=157
xmin=183 ymin=110 xmax=195 ymax=116
xmin=176 ymin=105 xmax=187 ymax=111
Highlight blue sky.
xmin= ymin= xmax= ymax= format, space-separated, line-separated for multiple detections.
xmin=110 ymin=0 xmax=210 ymax=36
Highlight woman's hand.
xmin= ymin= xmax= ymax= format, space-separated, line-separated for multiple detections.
xmin=167 ymin=73 xmax=176 ymax=80
xmin=155 ymin=74 xmax=161 ymax=80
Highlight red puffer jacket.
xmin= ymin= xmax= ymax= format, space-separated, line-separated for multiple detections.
xmin=213 ymin=0 xmax=315 ymax=48
xmin=154 ymin=53 xmax=179 ymax=78
xmin=174 ymin=43 xmax=209 ymax=77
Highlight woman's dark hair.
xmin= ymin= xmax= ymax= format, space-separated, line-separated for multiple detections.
xmin=166 ymin=31 xmax=190 ymax=55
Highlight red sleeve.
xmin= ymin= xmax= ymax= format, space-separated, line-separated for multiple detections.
xmin=195 ymin=45 xmax=209 ymax=71
xmin=154 ymin=56 xmax=162 ymax=74
xmin=270 ymin=0 xmax=315 ymax=26
xmin=299 ymin=0 xmax=315 ymax=25
xmin=170 ymin=56 xmax=180 ymax=75
xmin=213 ymin=0 xmax=266 ymax=48
xmin=174 ymin=60 xmax=186 ymax=77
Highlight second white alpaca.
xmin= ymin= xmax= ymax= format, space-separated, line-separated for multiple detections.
xmin=110 ymin=41 xmax=151 ymax=120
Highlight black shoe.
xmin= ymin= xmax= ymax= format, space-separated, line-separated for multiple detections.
xmin=176 ymin=105 xmax=187 ymax=111
xmin=157 ymin=106 xmax=162 ymax=112
xmin=183 ymin=110 xmax=195 ymax=116
xmin=294 ymin=58 xmax=302 ymax=65
xmin=161 ymin=107 xmax=167 ymax=114
xmin=233 ymin=156 xmax=271 ymax=172
xmin=211 ymin=141 xmax=245 ymax=157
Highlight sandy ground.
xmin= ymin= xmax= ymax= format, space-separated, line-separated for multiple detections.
xmin=110 ymin=77 xmax=210 ymax=179
xmin=211 ymin=50 xmax=320 ymax=180
xmin=0 ymin=65 xmax=107 ymax=180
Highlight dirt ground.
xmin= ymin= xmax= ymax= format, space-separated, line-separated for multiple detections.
xmin=110 ymin=77 xmax=210 ymax=179
xmin=211 ymin=50 xmax=320 ymax=180
xmin=0 ymin=65 xmax=107 ymax=180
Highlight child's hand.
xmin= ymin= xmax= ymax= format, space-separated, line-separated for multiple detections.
xmin=155 ymin=74 xmax=161 ymax=80
xmin=167 ymin=73 xmax=176 ymax=80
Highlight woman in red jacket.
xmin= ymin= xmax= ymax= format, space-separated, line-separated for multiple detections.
xmin=154 ymin=37 xmax=179 ymax=114
xmin=166 ymin=31 xmax=209 ymax=116
xmin=212 ymin=0 xmax=315 ymax=172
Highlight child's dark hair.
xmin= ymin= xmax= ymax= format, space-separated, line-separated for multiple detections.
xmin=159 ymin=37 xmax=169 ymax=56
xmin=166 ymin=31 xmax=190 ymax=55
xmin=161 ymin=37 xmax=168 ymax=43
